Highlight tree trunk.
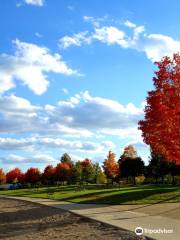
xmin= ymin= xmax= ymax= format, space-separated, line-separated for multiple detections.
xmin=172 ymin=175 xmax=176 ymax=185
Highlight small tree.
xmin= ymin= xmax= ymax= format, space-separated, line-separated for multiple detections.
xmin=103 ymin=151 xmax=119 ymax=184
xmin=0 ymin=168 xmax=6 ymax=184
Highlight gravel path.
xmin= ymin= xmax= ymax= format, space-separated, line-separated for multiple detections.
xmin=0 ymin=198 xmax=148 ymax=240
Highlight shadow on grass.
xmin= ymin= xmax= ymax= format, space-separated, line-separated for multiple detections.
xmin=61 ymin=187 xmax=180 ymax=205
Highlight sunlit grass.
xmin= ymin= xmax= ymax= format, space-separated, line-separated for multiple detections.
xmin=0 ymin=184 xmax=179 ymax=205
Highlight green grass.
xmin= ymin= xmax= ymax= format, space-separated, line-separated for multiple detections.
xmin=0 ymin=184 xmax=180 ymax=205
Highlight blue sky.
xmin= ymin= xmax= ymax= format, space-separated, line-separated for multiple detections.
xmin=0 ymin=0 xmax=180 ymax=172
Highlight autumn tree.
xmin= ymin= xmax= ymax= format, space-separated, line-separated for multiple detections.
xmin=6 ymin=168 xmax=23 ymax=184
xmin=120 ymin=145 xmax=138 ymax=161
xmin=0 ymin=168 xmax=6 ymax=184
xmin=60 ymin=153 xmax=73 ymax=166
xmin=42 ymin=165 xmax=55 ymax=185
xmin=103 ymin=151 xmax=119 ymax=183
xmin=55 ymin=163 xmax=72 ymax=184
xmin=25 ymin=168 xmax=41 ymax=185
xmin=119 ymin=146 xmax=144 ymax=185
xmin=139 ymin=54 xmax=180 ymax=164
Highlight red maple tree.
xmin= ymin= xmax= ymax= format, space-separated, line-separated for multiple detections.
xmin=139 ymin=54 xmax=180 ymax=164
xmin=55 ymin=163 xmax=72 ymax=182
xmin=43 ymin=165 xmax=55 ymax=178
xmin=25 ymin=168 xmax=41 ymax=184
xmin=6 ymin=168 xmax=23 ymax=183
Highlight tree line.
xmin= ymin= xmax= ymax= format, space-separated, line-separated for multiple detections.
xmin=0 ymin=145 xmax=179 ymax=187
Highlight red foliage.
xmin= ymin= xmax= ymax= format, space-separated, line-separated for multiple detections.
xmin=6 ymin=168 xmax=22 ymax=183
xmin=0 ymin=168 xmax=6 ymax=184
xmin=139 ymin=54 xmax=180 ymax=164
xmin=42 ymin=165 xmax=55 ymax=181
xmin=25 ymin=168 xmax=41 ymax=184
xmin=81 ymin=158 xmax=92 ymax=168
xmin=55 ymin=163 xmax=71 ymax=182
xmin=18 ymin=173 xmax=25 ymax=183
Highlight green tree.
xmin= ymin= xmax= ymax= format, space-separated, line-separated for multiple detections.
xmin=81 ymin=159 xmax=95 ymax=184
xmin=72 ymin=161 xmax=83 ymax=184
xmin=60 ymin=153 xmax=73 ymax=166
xmin=120 ymin=157 xmax=144 ymax=185
xmin=146 ymin=151 xmax=169 ymax=183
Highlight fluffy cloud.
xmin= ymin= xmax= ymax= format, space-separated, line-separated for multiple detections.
xmin=59 ymin=19 xmax=180 ymax=62
xmin=0 ymin=137 xmax=115 ymax=153
xmin=0 ymin=39 xmax=78 ymax=95
xmin=53 ymin=91 xmax=143 ymax=130
xmin=24 ymin=0 xmax=44 ymax=6
xmin=59 ymin=31 xmax=92 ymax=49
xmin=0 ymin=92 xmax=143 ymax=142
xmin=0 ymin=92 xmax=146 ymax=165
xmin=0 ymin=153 xmax=55 ymax=165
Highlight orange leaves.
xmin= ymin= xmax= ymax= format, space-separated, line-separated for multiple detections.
xmin=103 ymin=151 xmax=119 ymax=180
xmin=0 ymin=168 xmax=6 ymax=184
xmin=139 ymin=54 xmax=180 ymax=164
xmin=121 ymin=145 xmax=138 ymax=160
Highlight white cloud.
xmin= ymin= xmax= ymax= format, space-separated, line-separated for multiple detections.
xmin=142 ymin=33 xmax=180 ymax=61
xmin=53 ymin=91 xmax=143 ymax=130
xmin=124 ymin=20 xmax=136 ymax=28
xmin=0 ymin=137 xmax=115 ymax=153
xmin=59 ymin=20 xmax=180 ymax=61
xmin=0 ymin=39 xmax=79 ymax=95
xmin=83 ymin=15 xmax=107 ymax=27
xmin=0 ymin=92 xmax=143 ymax=142
xmin=24 ymin=0 xmax=44 ymax=6
xmin=93 ymin=26 xmax=128 ymax=48
xmin=59 ymin=31 xmax=92 ymax=49
xmin=0 ymin=153 xmax=55 ymax=165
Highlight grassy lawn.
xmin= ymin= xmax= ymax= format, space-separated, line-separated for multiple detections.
xmin=0 ymin=184 xmax=180 ymax=205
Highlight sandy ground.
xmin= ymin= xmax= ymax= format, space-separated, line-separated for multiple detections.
xmin=0 ymin=198 xmax=150 ymax=240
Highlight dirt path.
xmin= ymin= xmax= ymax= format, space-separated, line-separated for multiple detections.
xmin=0 ymin=198 xmax=146 ymax=240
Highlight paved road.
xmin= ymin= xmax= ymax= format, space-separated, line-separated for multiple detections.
xmin=1 ymin=196 xmax=180 ymax=240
